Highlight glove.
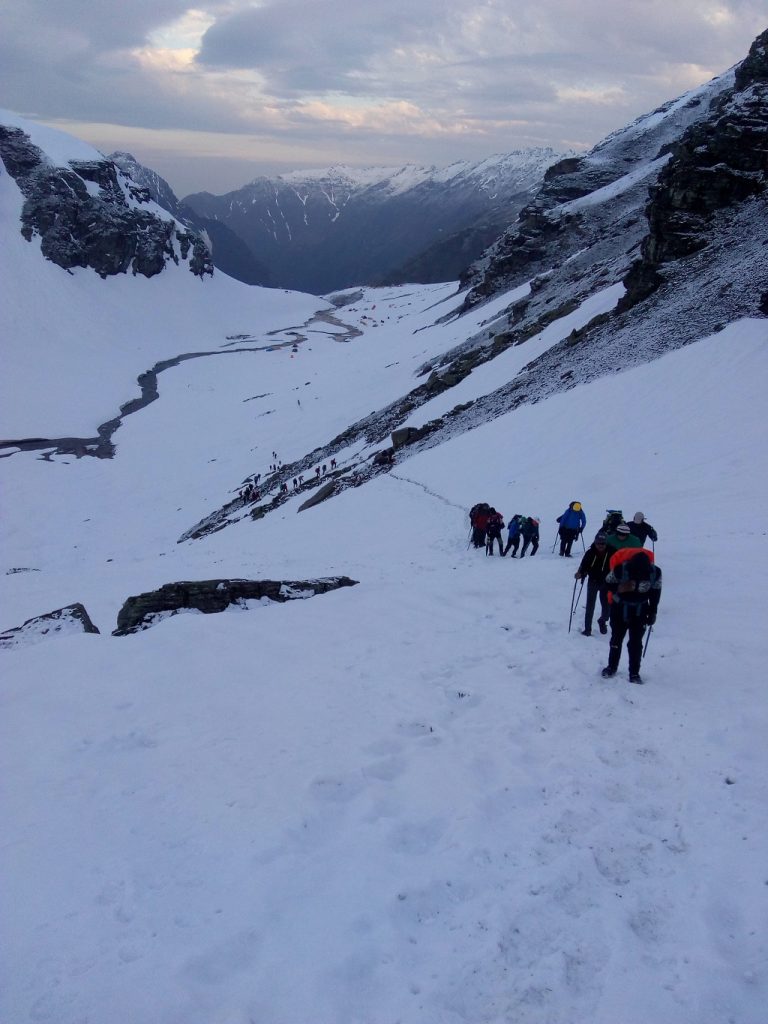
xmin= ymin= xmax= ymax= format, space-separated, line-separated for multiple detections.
xmin=644 ymin=610 xmax=656 ymax=626
xmin=575 ymin=572 xmax=583 ymax=580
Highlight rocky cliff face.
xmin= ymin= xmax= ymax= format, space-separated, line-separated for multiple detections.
xmin=620 ymin=28 xmax=768 ymax=309
xmin=0 ymin=126 xmax=213 ymax=279
xmin=109 ymin=151 xmax=271 ymax=285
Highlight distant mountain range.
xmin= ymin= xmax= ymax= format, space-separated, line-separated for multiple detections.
xmin=179 ymin=152 xmax=562 ymax=293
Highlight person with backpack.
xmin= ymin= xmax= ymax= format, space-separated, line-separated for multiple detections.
xmin=601 ymin=548 xmax=662 ymax=683
xmin=469 ymin=503 xmax=491 ymax=549
xmin=575 ymin=532 xmax=611 ymax=636
xmin=557 ymin=501 xmax=586 ymax=557
xmin=503 ymin=515 xmax=523 ymax=557
xmin=519 ymin=517 xmax=540 ymax=557
xmin=605 ymin=521 xmax=643 ymax=551
xmin=485 ymin=508 xmax=505 ymax=555
xmin=629 ymin=512 xmax=658 ymax=547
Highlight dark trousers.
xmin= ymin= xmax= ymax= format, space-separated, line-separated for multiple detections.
xmin=608 ymin=604 xmax=646 ymax=675
xmin=520 ymin=535 xmax=538 ymax=556
xmin=585 ymin=579 xmax=609 ymax=632
xmin=503 ymin=536 xmax=520 ymax=556
xmin=472 ymin=527 xmax=486 ymax=548
xmin=559 ymin=527 xmax=578 ymax=556
xmin=486 ymin=529 xmax=503 ymax=555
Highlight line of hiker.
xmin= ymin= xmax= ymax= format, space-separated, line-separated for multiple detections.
xmin=469 ymin=505 xmax=541 ymax=558
xmin=469 ymin=500 xmax=662 ymax=683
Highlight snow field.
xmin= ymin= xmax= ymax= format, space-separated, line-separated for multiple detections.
xmin=2 ymin=259 xmax=767 ymax=1022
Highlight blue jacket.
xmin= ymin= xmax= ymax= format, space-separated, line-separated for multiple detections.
xmin=507 ymin=516 xmax=521 ymax=539
xmin=557 ymin=505 xmax=586 ymax=531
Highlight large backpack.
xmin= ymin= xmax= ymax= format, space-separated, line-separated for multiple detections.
xmin=602 ymin=509 xmax=624 ymax=533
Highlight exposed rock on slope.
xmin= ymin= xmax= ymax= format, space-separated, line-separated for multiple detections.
xmin=114 ymin=577 xmax=359 ymax=635
xmin=0 ymin=603 xmax=100 ymax=648
xmin=0 ymin=126 xmax=212 ymax=278
xmin=110 ymin=151 xmax=271 ymax=285
xmin=621 ymin=27 xmax=768 ymax=309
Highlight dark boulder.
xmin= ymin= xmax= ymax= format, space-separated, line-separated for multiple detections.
xmin=113 ymin=577 xmax=358 ymax=635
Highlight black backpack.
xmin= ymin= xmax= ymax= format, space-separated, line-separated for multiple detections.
xmin=602 ymin=509 xmax=624 ymax=533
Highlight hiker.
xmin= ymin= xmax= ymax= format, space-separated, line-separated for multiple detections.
xmin=486 ymin=509 xmax=505 ymax=555
xmin=601 ymin=509 xmax=624 ymax=534
xmin=557 ymin=501 xmax=586 ymax=556
xmin=605 ymin=521 xmax=643 ymax=551
xmin=629 ymin=512 xmax=658 ymax=547
xmin=469 ymin=503 xmax=491 ymax=549
xmin=331 ymin=458 xmax=337 ymax=469
xmin=601 ymin=548 xmax=662 ymax=684
xmin=519 ymin=516 xmax=540 ymax=557
xmin=575 ymin=532 xmax=611 ymax=636
xmin=503 ymin=515 xmax=522 ymax=557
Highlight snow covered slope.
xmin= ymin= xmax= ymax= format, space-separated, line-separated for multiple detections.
xmin=2 ymin=278 xmax=766 ymax=1022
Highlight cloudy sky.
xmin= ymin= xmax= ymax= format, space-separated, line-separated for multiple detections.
xmin=1 ymin=1 xmax=764 ymax=196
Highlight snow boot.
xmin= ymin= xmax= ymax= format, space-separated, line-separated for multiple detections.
xmin=581 ymin=629 xmax=592 ymax=636
xmin=629 ymin=672 xmax=643 ymax=684
xmin=598 ymin=619 xmax=608 ymax=635
xmin=601 ymin=666 xmax=617 ymax=678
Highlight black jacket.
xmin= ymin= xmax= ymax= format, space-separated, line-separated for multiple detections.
xmin=576 ymin=544 xmax=611 ymax=583
xmin=629 ymin=519 xmax=658 ymax=543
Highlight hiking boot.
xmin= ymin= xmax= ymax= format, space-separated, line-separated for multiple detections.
xmin=629 ymin=672 xmax=644 ymax=684
xmin=601 ymin=667 xmax=617 ymax=678
xmin=598 ymin=619 xmax=608 ymax=635
xmin=581 ymin=629 xmax=592 ymax=636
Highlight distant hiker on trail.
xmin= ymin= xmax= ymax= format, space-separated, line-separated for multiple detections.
xmin=486 ymin=509 xmax=505 ymax=555
xmin=557 ymin=501 xmax=586 ymax=556
xmin=602 ymin=548 xmax=662 ymax=684
xmin=292 ymin=478 xmax=298 ymax=489
xmin=629 ymin=512 xmax=658 ymax=547
xmin=575 ymin=532 xmax=611 ymax=636
xmin=322 ymin=464 xmax=327 ymax=475
xmin=605 ymin=521 xmax=643 ymax=552
xmin=469 ymin=503 xmax=491 ymax=549
xmin=331 ymin=458 xmax=337 ymax=469
xmin=503 ymin=515 xmax=522 ymax=557
xmin=519 ymin=516 xmax=540 ymax=557
xmin=315 ymin=467 xmax=321 ymax=478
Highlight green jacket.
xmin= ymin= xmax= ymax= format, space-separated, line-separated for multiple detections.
xmin=606 ymin=533 xmax=643 ymax=551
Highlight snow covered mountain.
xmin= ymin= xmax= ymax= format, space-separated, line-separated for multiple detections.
xmin=109 ymin=151 xmax=272 ymax=286
xmin=1 ymin=30 xmax=767 ymax=1024
xmin=0 ymin=113 xmax=212 ymax=280
xmin=182 ymin=150 xmax=562 ymax=292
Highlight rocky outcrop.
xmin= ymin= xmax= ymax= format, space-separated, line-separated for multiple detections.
xmin=109 ymin=151 xmax=270 ymax=285
xmin=0 ymin=126 xmax=212 ymax=279
xmin=0 ymin=602 xmax=100 ymax=649
xmin=620 ymin=29 xmax=768 ymax=309
xmin=113 ymin=577 xmax=358 ymax=635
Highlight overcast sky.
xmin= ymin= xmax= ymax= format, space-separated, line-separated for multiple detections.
xmin=1 ymin=1 xmax=764 ymax=196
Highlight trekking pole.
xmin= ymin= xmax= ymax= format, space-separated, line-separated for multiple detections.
xmin=551 ymin=530 xmax=559 ymax=554
xmin=466 ymin=527 xmax=473 ymax=550
xmin=573 ymin=578 xmax=585 ymax=613
xmin=581 ymin=531 xmax=586 ymax=552
xmin=643 ymin=624 xmax=653 ymax=658
xmin=568 ymin=578 xmax=579 ymax=632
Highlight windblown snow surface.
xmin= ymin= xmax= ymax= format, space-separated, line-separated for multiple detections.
xmin=1 ymin=167 xmax=767 ymax=1021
